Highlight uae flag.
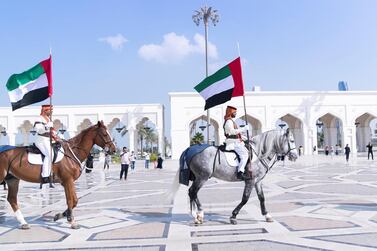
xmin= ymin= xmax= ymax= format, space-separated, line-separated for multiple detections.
xmin=194 ymin=57 xmax=244 ymax=110
xmin=6 ymin=56 xmax=52 ymax=111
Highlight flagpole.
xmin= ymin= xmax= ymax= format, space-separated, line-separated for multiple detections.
xmin=204 ymin=22 xmax=210 ymax=144
xmin=49 ymin=49 xmax=53 ymax=187
xmin=193 ymin=6 xmax=219 ymax=145
xmin=237 ymin=43 xmax=253 ymax=171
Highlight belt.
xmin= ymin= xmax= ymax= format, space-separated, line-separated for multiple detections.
xmin=38 ymin=133 xmax=50 ymax=137
xmin=225 ymin=135 xmax=239 ymax=139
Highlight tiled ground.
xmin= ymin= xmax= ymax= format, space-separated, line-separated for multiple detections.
xmin=1 ymin=155 xmax=377 ymax=250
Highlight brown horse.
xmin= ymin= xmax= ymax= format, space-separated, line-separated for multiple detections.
xmin=0 ymin=121 xmax=116 ymax=229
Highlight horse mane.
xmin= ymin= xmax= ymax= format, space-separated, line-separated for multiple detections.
xmin=252 ymin=130 xmax=284 ymax=159
xmin=67 ymin=124 xmax=99 ymax=146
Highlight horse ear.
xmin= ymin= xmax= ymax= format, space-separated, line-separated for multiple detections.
xmin=286 ymin=128 xmax=290 ymax=135
xmin=97 ymin=121 xmax=101 ymax=127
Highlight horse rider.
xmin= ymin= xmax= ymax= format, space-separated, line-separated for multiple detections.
xmin=34 ymin=104 xmax=59 ymax=188
xmin=223 ymin=106 xmax=250 ymax=180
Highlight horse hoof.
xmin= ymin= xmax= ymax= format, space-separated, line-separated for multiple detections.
xmin=54 ymin=213 xmax=63 ymax=221
xmin=71 ymin=223 xmax=80 ymax=229
xmin=265 ymin=213 xmax=274 ymax=222
xmin=230 ymin=217 xmax=237 ymax=225
xmin=266 ymin=217 xmax=274 ymax=223
xmin=20 ymin=224 xmax=30 ymax=230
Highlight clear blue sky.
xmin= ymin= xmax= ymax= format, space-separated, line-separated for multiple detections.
xmin=1 ymin=0 xmax=376 ymax=133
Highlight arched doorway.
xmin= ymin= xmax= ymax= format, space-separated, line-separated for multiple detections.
xmin=136 ymin=117 xmax=159 ymax=157
xmin=188 ymin=115 xmax=219 ymax=146
xmin=355 ymin=113 xmax=377 ymax=152
xmin=316 ymin=113 xmax=344 ymax=153
xmin=275 ymin=114 xmax=304 ymax=152
xmin=236 ymin=115 xmax=262 ymax=136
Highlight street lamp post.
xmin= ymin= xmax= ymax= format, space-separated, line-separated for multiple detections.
xmin=193 ymin=6 xmax=219 ymax=144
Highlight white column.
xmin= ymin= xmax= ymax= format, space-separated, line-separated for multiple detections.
xmin=8 ymin=132 xmax=16 ymax=145
xmin=343 ymin=126 xmax=357 ymax=156
xmin=361 ymin=126 xmax=372 ymax=150
xmin=304 ymin=126 xmax=316 ymax=155
xmin=20 ymin=128 xmax=31 ymax=146
xmin=128 ymin=128 xmax=135 ymax=153
xmin=157 ymin=127 xmax=164 ymax=156
xmin=172 ymin=130 xmax=189 ymax=160
xmin=68 ymin=114 xmax=76 ymax=136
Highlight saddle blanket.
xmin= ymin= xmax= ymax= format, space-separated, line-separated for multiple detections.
xmin=179 ymin=144 xmax=211 ymax=185
xmin=0 ymin=145 xmax=16 ymax=153
xmin=28 ymin=148 xmax=65 ymax=165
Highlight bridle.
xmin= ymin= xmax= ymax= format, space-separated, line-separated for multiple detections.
xmin=68 ymin=125 xmax=114 ymax=161
xmin=281 ymin=132 xmax=296 ymax=159
xmin=94 ymin=127 xmax=115 ymax=153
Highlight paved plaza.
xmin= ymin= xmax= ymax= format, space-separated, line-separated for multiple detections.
xmin=1 ymin=154 xmax=377 ymax=250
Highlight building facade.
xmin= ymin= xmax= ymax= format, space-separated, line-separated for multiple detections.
xmin=170 ymin=91 xmax=377 ymax=159
xmin=0 ymin=104 xmax=165 ymax=156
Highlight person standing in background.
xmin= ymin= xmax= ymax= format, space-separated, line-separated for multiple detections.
xmin=130 ymin=151 xmax=136 ymax=170
xmin=120 ymin=147 xmax=130 ymax=180
xmin=145 ymin=152 xmax=150 ymax=169
xmin=366 ymin=142 xmax=374 ymax=160
xmin=345 ymin=144 xmax=351 ymax=164
xmin=157 ymin=154 xmax=163 ymax=169
xmin=104 ymin=153 xmax=111 ymax=170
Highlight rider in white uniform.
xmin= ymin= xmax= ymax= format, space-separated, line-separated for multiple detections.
xmin=34 ymin=105 xmax=58 ymax=188
xmin=223 ymin=106 xmax=250 ymax=180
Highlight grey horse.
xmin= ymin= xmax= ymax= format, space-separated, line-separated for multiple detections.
xmin=167 ymin=128 xmax=298 ymax=225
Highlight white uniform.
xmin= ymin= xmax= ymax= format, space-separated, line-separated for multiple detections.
xmin=224 ymin=119 xmax=249 ymax=173
xmin=34 ymin=116 xmax=54 ymax=178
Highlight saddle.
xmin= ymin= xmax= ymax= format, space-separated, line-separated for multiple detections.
xmin=216 ymin=143 xmax=253 ymax=167
xmin=26 ymin=142 xmax=65 ymax=165
xmin=218 ymin=144 xmax=240 ymax=166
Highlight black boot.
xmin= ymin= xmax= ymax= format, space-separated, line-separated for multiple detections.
xmin=237 ymin=171 xmax=251 ymax=181
xmin=40 ymin=177 xmax=54 ymax=189
xmin=49 ymin=179 xmax=54 ymax=188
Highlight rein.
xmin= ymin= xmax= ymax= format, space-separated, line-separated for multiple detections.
xmin=62 ymin=125 xmax=115 ymax=173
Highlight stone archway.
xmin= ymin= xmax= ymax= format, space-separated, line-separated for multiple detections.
xmin=275 ymin=114 xmax=304 ymax=152
xmin=77 ymin=119 xmax=93 ymax=133
xmin=355 ymin=113 xmax=377 ymax=152
xmin=236 ymin=115 xmax=262 ymax=136
xmin=135 ymin=117 xmax=159 ymax=156
xmin=316 ymin=113 xmax=344 ymax=152
xmin=188 ymin=115 xmax=219 ymax=146
xmin=17 ymin=120 xmax=34 ymax=146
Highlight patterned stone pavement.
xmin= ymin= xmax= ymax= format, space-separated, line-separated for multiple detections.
xmin=1 ymin=155 xmax=377 ymax=250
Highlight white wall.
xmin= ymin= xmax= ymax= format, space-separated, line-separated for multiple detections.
xmin=170 ymin=91 xmax=377 ymax=159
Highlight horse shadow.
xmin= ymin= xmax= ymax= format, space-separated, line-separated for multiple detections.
xmin=121 ymin=208 xmax=257 ymax=226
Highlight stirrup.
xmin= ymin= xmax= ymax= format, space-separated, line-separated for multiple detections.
xmin=40 ymin=177 xmax=54 ymax=189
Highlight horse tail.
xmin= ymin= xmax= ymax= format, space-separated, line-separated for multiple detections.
xmin=166 ymin=167 xmax=180 ymax=203
xmin=165 ymin=148 xmax=189 ymax=203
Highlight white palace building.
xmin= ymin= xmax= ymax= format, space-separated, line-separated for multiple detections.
xmin=0 ymin=104 xmax=165 ymax=156
xmin=0 ymin=91 xmax=376 ymax=160
xmin=170 ymin=91 xmax=377 ymax=160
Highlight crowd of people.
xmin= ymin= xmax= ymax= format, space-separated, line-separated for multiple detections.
xmin=311 ymin=142 xmax=374 ymax=164
xmin=83 ymin=149 xmax=164 ymax=181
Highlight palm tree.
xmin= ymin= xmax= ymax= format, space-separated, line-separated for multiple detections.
xmin=191 ymin=132 xmax=204 ymax=145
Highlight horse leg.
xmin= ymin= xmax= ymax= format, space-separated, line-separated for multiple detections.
xmin=54 ymin=209 xmax=68 ymax=222
xmin=230 ymin=179 xmax=254 ymax=225
xmin=189 ymin=178 xmax=207 ymax=225
xmin=63 ymin=181 xmax=80 ymax=229
xmin=6 ymin=178 xmax=30 ymax=229
xmin=255 ymin=181 xmax=273 ymax=222
xmin=255 ymin=182 xmax=273 ymax=222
